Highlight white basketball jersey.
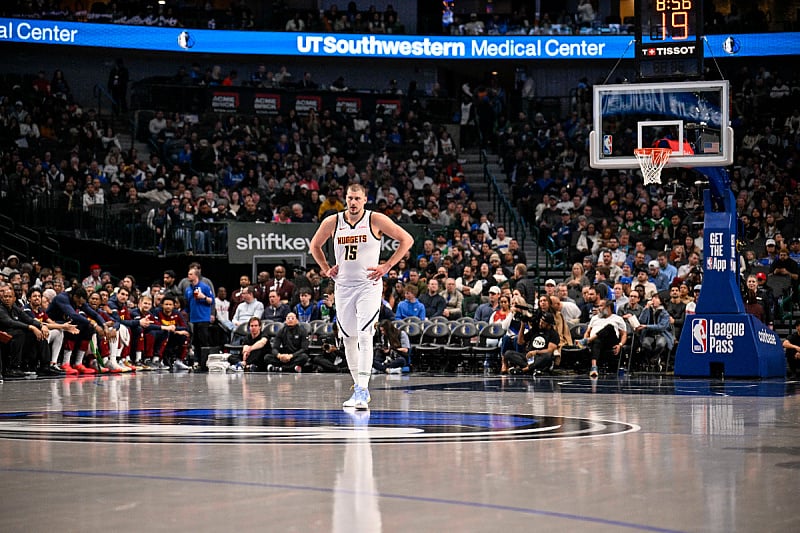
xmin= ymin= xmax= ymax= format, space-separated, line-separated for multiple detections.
xmin=333 ymin=210 xmax=382 ymax=287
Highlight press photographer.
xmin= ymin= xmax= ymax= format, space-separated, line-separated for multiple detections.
xmin=372 ymin=319 xmax=409 ymax=375
xmin=500 ymin=295 xmax=538 ymax=354
xmin=502 ymin=312 xmax=559 ymax=375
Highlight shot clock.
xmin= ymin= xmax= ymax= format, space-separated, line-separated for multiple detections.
xmin=635 ymin=0 xmax=703 ymax=80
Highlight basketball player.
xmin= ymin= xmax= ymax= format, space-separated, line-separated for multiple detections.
xmin=310 ymin=184 xmax=413 ymax=409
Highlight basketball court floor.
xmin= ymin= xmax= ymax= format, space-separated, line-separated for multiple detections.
xmin=1 ymin=372 xmax=798 ymax=532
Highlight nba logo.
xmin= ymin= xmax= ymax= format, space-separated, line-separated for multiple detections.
xmin=691 ymin=318 xmax=707 ymax=353
xmin=602 ymin=135 xmax=613 ymax=155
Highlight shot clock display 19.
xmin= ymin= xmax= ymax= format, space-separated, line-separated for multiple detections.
xmin=635 ymin=0 xmax=703 ymax=80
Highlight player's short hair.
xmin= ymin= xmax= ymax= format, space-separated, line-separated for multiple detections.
xmin=346 ymin=183 xmax=367 ymax=196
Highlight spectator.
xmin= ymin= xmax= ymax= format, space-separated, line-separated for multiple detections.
xmin=183 ymin=266 xmax=214 ymax=370
xmin=769 ymin=247 xmax=799 ymax=296
xmin=440 ymin=277 xmax=463 ymax=319
xmin=372 ymin=319 xmax=410 ymax=374
xmin=578 ymin=299 xmax=627 ymax=378
xmin=229 ymin=275 xmax=250 ymax=316
xmin=316 ymin=288 xmax=336 ymax=323
xmin=149 ymin=294 xmax=191 ymax=369
xmin=228 ymin=286 xmax=264 ymax=330
xmin=489 ymin=294 xmax=513 ymax=331
xmin=266 ymin=312 xmax=309 ymax=372
xmin=293 ymin=287 xmax=320 ymax=323
xmin=648 ymin=260 xmax=671 ymax=293
xmin=782 ymin=321 xmax=800 ymax=378
xmin=232 ymin=317 xmax=270 ymax=372
xmin=0 ymin=285 xmax=50 ymax=378
xmin=634 ymin=293 xmax=674 ymax=371
xmin=262 ymin=290 xmax=290 ymax=322
xmin=418 ymin=278 xmax=446 ymax=318
xmin=253 ymin=271 xmax=272 ymax=304
xmin=395 ymin=284 xmax=426 ymax=320
xmin=270 ymin=264 xmax=296 ymax=304
xmin=631 ymin=267 xmax=658 ymax=302
xmin=82 ymin=263 xmax=103 ymax=291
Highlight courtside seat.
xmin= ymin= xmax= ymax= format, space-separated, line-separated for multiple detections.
xmin=413 ymin=323 xmax=451 ymax=372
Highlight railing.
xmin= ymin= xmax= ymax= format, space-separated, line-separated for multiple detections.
xmin=479 ymin=149 xmax=541 ymax=270
xmin=4 ymin=193 xmax=442 ymax=263
xmin=5 ymin=193 xmax=229 ymax=258
xmin=92 ymin=83 xmax=118 ymax=118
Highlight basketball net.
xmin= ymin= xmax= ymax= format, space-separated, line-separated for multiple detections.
xmin=634 ymin=147 xmax=671 ymax=185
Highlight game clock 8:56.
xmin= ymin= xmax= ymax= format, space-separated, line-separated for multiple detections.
xmin=635 ymin=0 xmax=703 ymax=80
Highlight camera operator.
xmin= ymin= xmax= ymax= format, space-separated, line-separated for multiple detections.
xmin=677 ymin=251 xmax=702 ymax=282
xmin=372 ymin=319 xmax=410 ymax=374
xmin=501 ymin=295 xmax=538 ymax=354
xmin=503 ymin=312 xmax=559 ymax=375
xmin=312 ymin=323 xmax=349 ymax=373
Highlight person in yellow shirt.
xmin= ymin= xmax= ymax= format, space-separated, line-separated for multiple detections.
xmin=317 ymin=185 xmax=345 ymax=220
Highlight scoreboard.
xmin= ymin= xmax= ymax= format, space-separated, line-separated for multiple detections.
xmin=635 ymin=0 xmax=703 ymax=80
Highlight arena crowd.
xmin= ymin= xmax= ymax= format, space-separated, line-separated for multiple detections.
xmin=1 ymin=4 xmax=800 ymax=381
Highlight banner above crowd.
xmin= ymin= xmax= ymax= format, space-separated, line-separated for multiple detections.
xmin=1 ymin=18 xmax=799 ymax=59
xmin=227 ymin=222 xmax=427 ymax=265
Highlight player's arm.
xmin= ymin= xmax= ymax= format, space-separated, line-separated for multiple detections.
xmin=369 ymin=212 xmax=414 ymax=280
xmin=309 ymin=213 xmax=338 ymax=278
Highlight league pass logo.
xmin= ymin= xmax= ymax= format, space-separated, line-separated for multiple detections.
xmin=0 ymin=409 xmax=639 ymax=444
xmin=691 ymin=318 xmax=707 ymax=353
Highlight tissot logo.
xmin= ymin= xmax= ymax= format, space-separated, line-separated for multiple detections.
xmin=643 ymin=45 xmax=697 ymax=57
xmin=0 ymin=409 xmax=639 ymax=444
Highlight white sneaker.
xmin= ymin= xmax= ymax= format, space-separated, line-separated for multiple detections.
xmin=342 ymin=386 xmax=360 ymax=408
xmin=173 ymin=359 xmax=190 ymax=371
xmin=107 ymin=358 xmax=129 ymax=372
xmin=354 ymin=388 xmax=370 ymax=410
xmin=386 ymin=367 xmax=402 ymax=374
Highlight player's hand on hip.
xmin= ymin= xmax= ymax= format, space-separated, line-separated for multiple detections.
xmin=323 ymin=265 xmax=339 ymax=278
xmin=367 ymin=265 xmax=386 ymax=281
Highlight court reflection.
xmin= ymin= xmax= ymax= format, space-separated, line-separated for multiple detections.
xmin=334 ymin=410 xmax=381 ymax=533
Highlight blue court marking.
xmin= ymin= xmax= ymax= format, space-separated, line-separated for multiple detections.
xmin=0 ymin=466 xmax=688 ymax=533
xmin=389 ymin=377 xmax=798 ymax=397
xmin=0 ymin=409 xmax=536 ymax=430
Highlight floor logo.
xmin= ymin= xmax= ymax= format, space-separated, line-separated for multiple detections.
xmin=0 ymin=409 xmax=638 ymax=444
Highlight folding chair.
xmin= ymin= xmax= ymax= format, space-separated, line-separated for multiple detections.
xmin=442 ymin=322 xmax=480 ymax=373
xmin=413 ymin=323 xmax=451 ymax=372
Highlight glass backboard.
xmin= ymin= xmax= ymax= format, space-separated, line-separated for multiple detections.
xmin=589 ymin=80 xmax=732 ymax=169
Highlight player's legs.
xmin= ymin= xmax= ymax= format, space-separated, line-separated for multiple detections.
xmin=336 ymin=287 xmax=360 ymax=384
xmin=336 ymin=283 xmax=381 ymax=407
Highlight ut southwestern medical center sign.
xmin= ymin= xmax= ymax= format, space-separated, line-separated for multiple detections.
xmin=2 ymin=18 xmax=800 ymax=59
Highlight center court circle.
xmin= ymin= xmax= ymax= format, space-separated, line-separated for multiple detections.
xmin=0 ymin=409 xmax=639 ymax=444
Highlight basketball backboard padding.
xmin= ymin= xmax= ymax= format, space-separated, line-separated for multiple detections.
xmin=590 ymin=80 xmax=732 ymax=169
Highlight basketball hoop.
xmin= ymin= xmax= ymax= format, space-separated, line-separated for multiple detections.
xmin=634 ymin=147 xmax=671 ymax=185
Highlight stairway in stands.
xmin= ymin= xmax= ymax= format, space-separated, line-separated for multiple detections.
xmin=459 ymin=148 xmax=560 ymax=286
